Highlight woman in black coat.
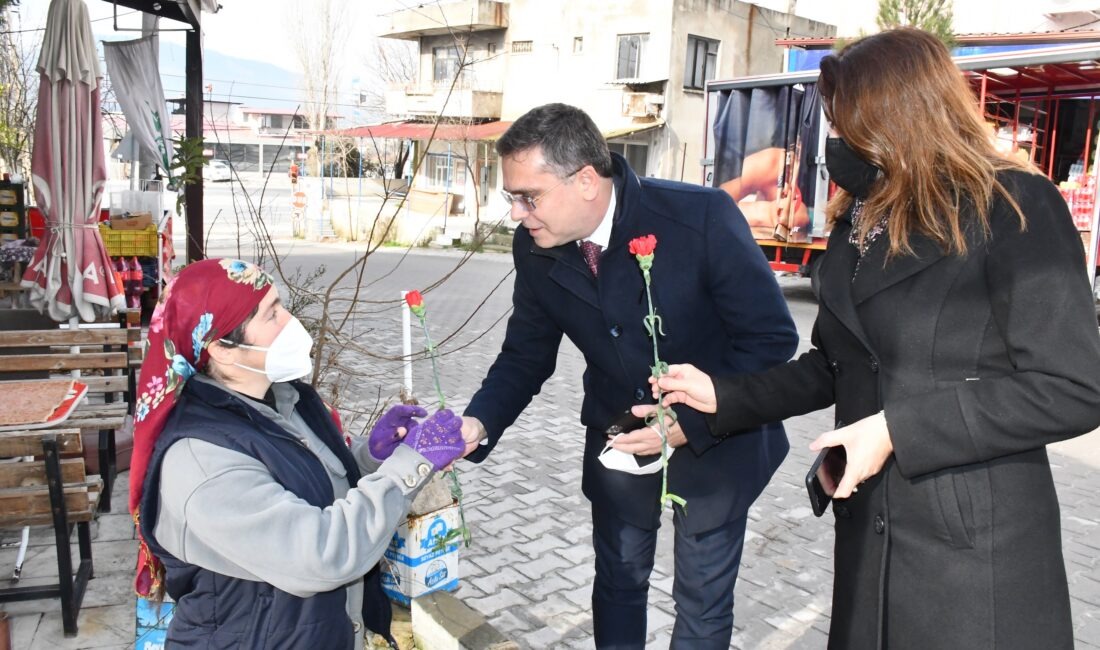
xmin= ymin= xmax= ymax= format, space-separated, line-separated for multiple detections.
xmin=652 ymin=28 xmax=1100 ymax=649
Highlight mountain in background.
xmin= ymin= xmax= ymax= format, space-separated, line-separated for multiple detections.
xmin=95 ymin=36 xmax=371 ymax=125
xmin=96 ymin=35 xmax=304 ymax=109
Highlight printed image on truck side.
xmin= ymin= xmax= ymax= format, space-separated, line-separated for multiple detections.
xmin=703 ymin=42 xmax=1100 ymax=305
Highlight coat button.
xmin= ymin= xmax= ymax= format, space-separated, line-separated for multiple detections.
xmin=353 ymin=622 xmax=362 ymax=633
xmin=874 ymin=514 xmax=885 ymax=534
xmin=403 ymin=475 xmax=418 ymax=488
xmin=834 ymin=504 xmax=851 ymax=518
xmin=610 ymin=325 xmax=622 ymax=338
xmin=417 ymin=463 xmax=431 ymax=477
xmin=869 ymin=357 xmax=879 ymax=373
xmin=829 ymin=359 xmax=840 ymax=374
xmin=634 ymin=388 xmax=646 ymax=400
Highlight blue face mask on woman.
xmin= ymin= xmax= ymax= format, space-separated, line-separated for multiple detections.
xmin=826 ymin=137 xmax=881 ymax=199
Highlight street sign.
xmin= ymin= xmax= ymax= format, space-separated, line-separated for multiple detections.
xmin=292 ymin=191 xmax=307 ymax=210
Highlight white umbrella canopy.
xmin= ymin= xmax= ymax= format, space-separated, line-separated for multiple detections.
xmin=22 ymin=0 xmax=126 ymax=322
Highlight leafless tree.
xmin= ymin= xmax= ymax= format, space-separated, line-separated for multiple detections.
xmin=191 ymin=13 xmax=511 ymax=435
xmin=357 ymin=38 xmax=418 ymax=118
xmin=285 ymin=0 xmax=353 ymax=175
xmin=0 ymin=6 xmax=37 ymax=179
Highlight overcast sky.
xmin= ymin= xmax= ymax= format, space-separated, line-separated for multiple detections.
xmin=14 ymin=0 xmax=389 ymax=72
xmin=13 ymin=0 xmax=879 ymax=75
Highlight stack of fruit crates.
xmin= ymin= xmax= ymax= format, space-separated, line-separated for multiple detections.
xmin=99 ymin=224 xmax=157 ymax=257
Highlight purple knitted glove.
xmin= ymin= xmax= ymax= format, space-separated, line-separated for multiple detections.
xmin=401 ymin=409 xmax=464 ymax=471
xmin=368 ymin=404 xmax=428 ymax=461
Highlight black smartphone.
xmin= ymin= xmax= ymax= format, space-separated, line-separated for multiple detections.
xmin=605 ymin=410 xmax=661 ymax=465
xmin=605 ymin=410 xmax=647 ymax=436
xmin=806 ymin=445 xmax=847 ymax=517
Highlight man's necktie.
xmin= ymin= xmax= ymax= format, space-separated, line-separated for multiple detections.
xmin=579 ymin=240 xmax=603 ymax=277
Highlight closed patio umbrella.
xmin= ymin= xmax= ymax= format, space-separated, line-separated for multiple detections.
xmin=21 ymin=0 xmax=125 ymax=321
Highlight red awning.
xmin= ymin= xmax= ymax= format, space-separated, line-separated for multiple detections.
xmin=775 ymin=30 xmax=1100 ymax=49
xmin=334 ymin=121 xmax=513 ymax=141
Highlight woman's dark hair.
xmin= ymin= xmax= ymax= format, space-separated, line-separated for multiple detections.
xmin=216 ymin=305 xmax=259 ymax=348
xmin=496 ymin=103 xmax=613 ymax=178
xmin=202 ymin=304 xmax=259 ymax=378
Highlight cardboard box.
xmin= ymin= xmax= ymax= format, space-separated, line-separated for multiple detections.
xmin=135 ymin=596 xmax=175 ymax=650
xmin=111 ymin=212 xmax=153 ymax=231
xmin=381 ymin=502 xmax=461 ymax=606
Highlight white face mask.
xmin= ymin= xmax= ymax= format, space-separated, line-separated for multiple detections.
xmin=222 ymin=316 xmax=314 ymax=383
xmin=597 ymin=433 xmax=675 ymax=476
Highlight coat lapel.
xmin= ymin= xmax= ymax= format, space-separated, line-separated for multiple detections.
xmin=533 ymin=243 xmax=601 ymax=310
xmin=850 ymin=231 xmax=947 ymax=305
xmin=605 ymin=161 xmax=643 ymax=257
xmin=818 ymin=220 xmax=875 ymax=353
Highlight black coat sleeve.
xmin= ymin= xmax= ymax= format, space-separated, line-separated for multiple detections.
xmin=887 ymin=173 xmax=1100 ymax=478
xmin=679 ymin=189 xmax=801 ymax=453
xmin=463 ymin=264 xmax=564 ymax=463
xmin=710 ymin=319 xmax=836 ymax=436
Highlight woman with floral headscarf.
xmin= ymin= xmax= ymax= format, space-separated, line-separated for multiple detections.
xmin=130 ymin=259 xmax=465 ymax=649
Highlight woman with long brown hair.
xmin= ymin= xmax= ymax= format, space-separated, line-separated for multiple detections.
xmin=647 ymin=28 xmax=1100 ymax=648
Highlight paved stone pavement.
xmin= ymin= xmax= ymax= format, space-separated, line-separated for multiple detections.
xmin=2 ymin=243 xmax=1096 ymax=649
xmin=302 ymin=246 xmax=1100 ymax=649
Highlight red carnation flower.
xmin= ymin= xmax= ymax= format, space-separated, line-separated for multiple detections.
xmin=629 ymin=234 xmax=657 ymax=257
xmin=404 ymin=289 xmax=426 ymax=317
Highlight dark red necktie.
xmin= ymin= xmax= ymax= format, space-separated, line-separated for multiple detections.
xmin=579 ymin=240 xmax=603 ymax=277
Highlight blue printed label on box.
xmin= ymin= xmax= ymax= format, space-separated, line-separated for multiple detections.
xmin=381 ymin=503 xmax=461 ymax=604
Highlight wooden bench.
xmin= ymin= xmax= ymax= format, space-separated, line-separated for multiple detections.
xmin=0 ymin=427 xmax=102 ymax=637
xmin=0 ymin=312 xmax=142 ymax=513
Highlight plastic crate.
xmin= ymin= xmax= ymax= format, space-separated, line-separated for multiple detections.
xmin=99 ymin=224 xmax=157 ymax=257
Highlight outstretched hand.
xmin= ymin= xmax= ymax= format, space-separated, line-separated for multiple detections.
xmin=649 ymin=364 xmax=718 ymax=414
xmin=402 ymin=409 xmax=465 ymax=471
xmin=368 ymin=404 xmax=428 ymax=461
xmin=460 ymin=416 xmax=487 ymax=458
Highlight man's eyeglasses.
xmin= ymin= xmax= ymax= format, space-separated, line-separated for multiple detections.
xmin=500 ymin=166 xmax=585 ymax=212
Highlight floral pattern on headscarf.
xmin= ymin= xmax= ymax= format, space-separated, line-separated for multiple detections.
xmin=129 ymin=258 xmax=275 ymax=598
xmin=220 ymin=258 xmax=272 ymax=290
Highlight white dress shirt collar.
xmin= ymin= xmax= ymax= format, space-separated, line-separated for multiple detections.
xmin=580 ymin=185 xmax=616 ymax=249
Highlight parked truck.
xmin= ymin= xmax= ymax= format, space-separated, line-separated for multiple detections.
xmin=702 ymin=43 xmax=1100 ymax=305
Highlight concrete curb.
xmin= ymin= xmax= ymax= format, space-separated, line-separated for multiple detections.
xmin=412 ymin=592 xmax=517 ymax=650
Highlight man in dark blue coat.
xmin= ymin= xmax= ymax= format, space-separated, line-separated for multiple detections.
xmin=461 ymin=103 xmax=797 ymax=649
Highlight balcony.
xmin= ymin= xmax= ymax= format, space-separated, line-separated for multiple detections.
xmin=379 ymin=0 xmax=508 ymax=40
xmin=386 ymin=81 xmax=503 ymax=119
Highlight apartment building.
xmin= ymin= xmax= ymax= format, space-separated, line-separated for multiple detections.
xmin=368 ymin=0 xmax=835 ymax=221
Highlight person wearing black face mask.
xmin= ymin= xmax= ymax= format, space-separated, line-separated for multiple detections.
xmin=643 ymin=27 xmax=1100 ymax=650
xmin=825 ymin=136 xmax=880 ymax=199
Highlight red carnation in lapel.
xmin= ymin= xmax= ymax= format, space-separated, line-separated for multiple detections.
xmin=629 ymin=234 xmax=657 ymax=257
xmin=630 ymin=234 xmax=657 ymax=273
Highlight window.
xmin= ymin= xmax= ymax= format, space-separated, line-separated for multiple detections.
xmin=264 ymin=145 xmax=308 ymax=173
xmin=512 ymin=40 xmax=533 ymax=54
xmin=684 ymin=35 xmax=719 ymax=90
xmin=607 ymin=142 xmax=649 ymax=176
xmin=616 ymin=33 xmax=648 ymax=80
xmin=573 ymin=36 xmax=583 ymax=54
xmin=488 ymin=42 xmax=498 ymax=56
xmin=433 ymin=46 xmax=460 ymax=83
xmin=207 ymin=143 xmax=259 ymax=173
xmin=424 ymin=153 xmax=451 ymax=189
